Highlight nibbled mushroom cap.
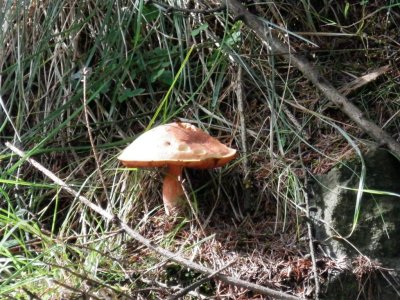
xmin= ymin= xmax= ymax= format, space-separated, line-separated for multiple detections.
xmin=118 ymin=122 xmax=237 ymax=169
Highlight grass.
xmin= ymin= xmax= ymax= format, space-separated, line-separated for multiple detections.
xmin=1 ymin=0 xmax=399 ymax=299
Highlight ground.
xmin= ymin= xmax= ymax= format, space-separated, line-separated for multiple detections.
xmin=0 ymin=1 xmax=399 ymax=299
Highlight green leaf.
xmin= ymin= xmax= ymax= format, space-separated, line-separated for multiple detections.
xmin=142 ymin=4 xmax=160 ymax=22
xmin=150 ymin=68 xmax=165 ymax=82
xmin=158 ymin=70 xmax=173 ymax=86
xmin=118 ymin=88 xmax=146 ymax=103
xmin=191 ymin=23 xmax=208 ymax=37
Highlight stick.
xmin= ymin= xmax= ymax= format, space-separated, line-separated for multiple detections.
xmin=338 ymin=65 xmax=390 ymax=96
xmin=82 ymin=67 xmax=110 ymax=203
xmin=52 ymin=280 xmax=102 ymax=300
xmin=235 ymin=66 xmax=249 ymax=181
xmin=222 ymin=0 xmax=400 ymax=157
xmin=168 ymin=259 xmax=237 ymax=299
xmin=302 ymin=176 xmax=320 ymax=299
xmin=235 ymin=65 xmax=253 ymax=211
xmin=5 ymin=142 xmax=302 ymax=300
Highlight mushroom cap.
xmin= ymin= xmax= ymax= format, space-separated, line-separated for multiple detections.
xmin=118 ymin=122 xmax=237 ymax=169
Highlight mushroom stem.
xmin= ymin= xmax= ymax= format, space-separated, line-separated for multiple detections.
xmin=162 ymin=165 xmax=185 ymax=215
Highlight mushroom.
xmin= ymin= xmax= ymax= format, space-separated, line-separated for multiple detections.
xmin=118 ymin=122 xmax=237 ymax=215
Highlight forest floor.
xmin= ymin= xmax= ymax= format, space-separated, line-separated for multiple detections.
xmin=1 ymin=1 xmax=399 ymax=299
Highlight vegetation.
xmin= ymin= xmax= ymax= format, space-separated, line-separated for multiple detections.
xmin=1 ymin=1 xmax=399 ymax=299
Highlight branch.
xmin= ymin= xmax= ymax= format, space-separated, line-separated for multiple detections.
xmin=168 ymin=259 xmax=237 ymax=299
xmin=222 ymin=0 xmax=400 ymax=157
xmin=301 ymin=174 xmax=320 ymax=299
xmin=5 ymin=142 xmax=302 ymax=300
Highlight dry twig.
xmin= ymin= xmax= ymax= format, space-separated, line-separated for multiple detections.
xmin=235 ymin=66 xmax=252 ymax=210
xmin=82 ymin=67 xmax=110 ymax=202
xmin=168 ymin=259 xmax=237 ymax=299
xmin=5 ymin=142 xmax=302 ymax=300
xmin=338 ymin=65 xmax=390 ymax=96
xmin=301 ymin=176 xmax=320 ymax=299
xmin=52 ymin=280 xmax=102 ymax=300
xmin=235 ymin=66 xmax=249 ymax=180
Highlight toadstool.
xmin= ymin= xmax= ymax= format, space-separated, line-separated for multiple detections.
xmin=118 ymin=122 xmax=237 ymax=215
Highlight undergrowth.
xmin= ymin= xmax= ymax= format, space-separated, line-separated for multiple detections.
xmin=0 ymin=1 xmax=399 ymax=299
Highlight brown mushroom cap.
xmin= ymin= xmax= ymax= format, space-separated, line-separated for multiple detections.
xmin=118 ymin=122 xmax=237 ymax=169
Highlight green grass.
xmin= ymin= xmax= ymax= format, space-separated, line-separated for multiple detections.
xmin=1 ymin=1 xmax=399 ymax=298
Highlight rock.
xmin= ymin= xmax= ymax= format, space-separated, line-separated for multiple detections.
xmin=311 ymin=148 xmax=400 ymax=299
